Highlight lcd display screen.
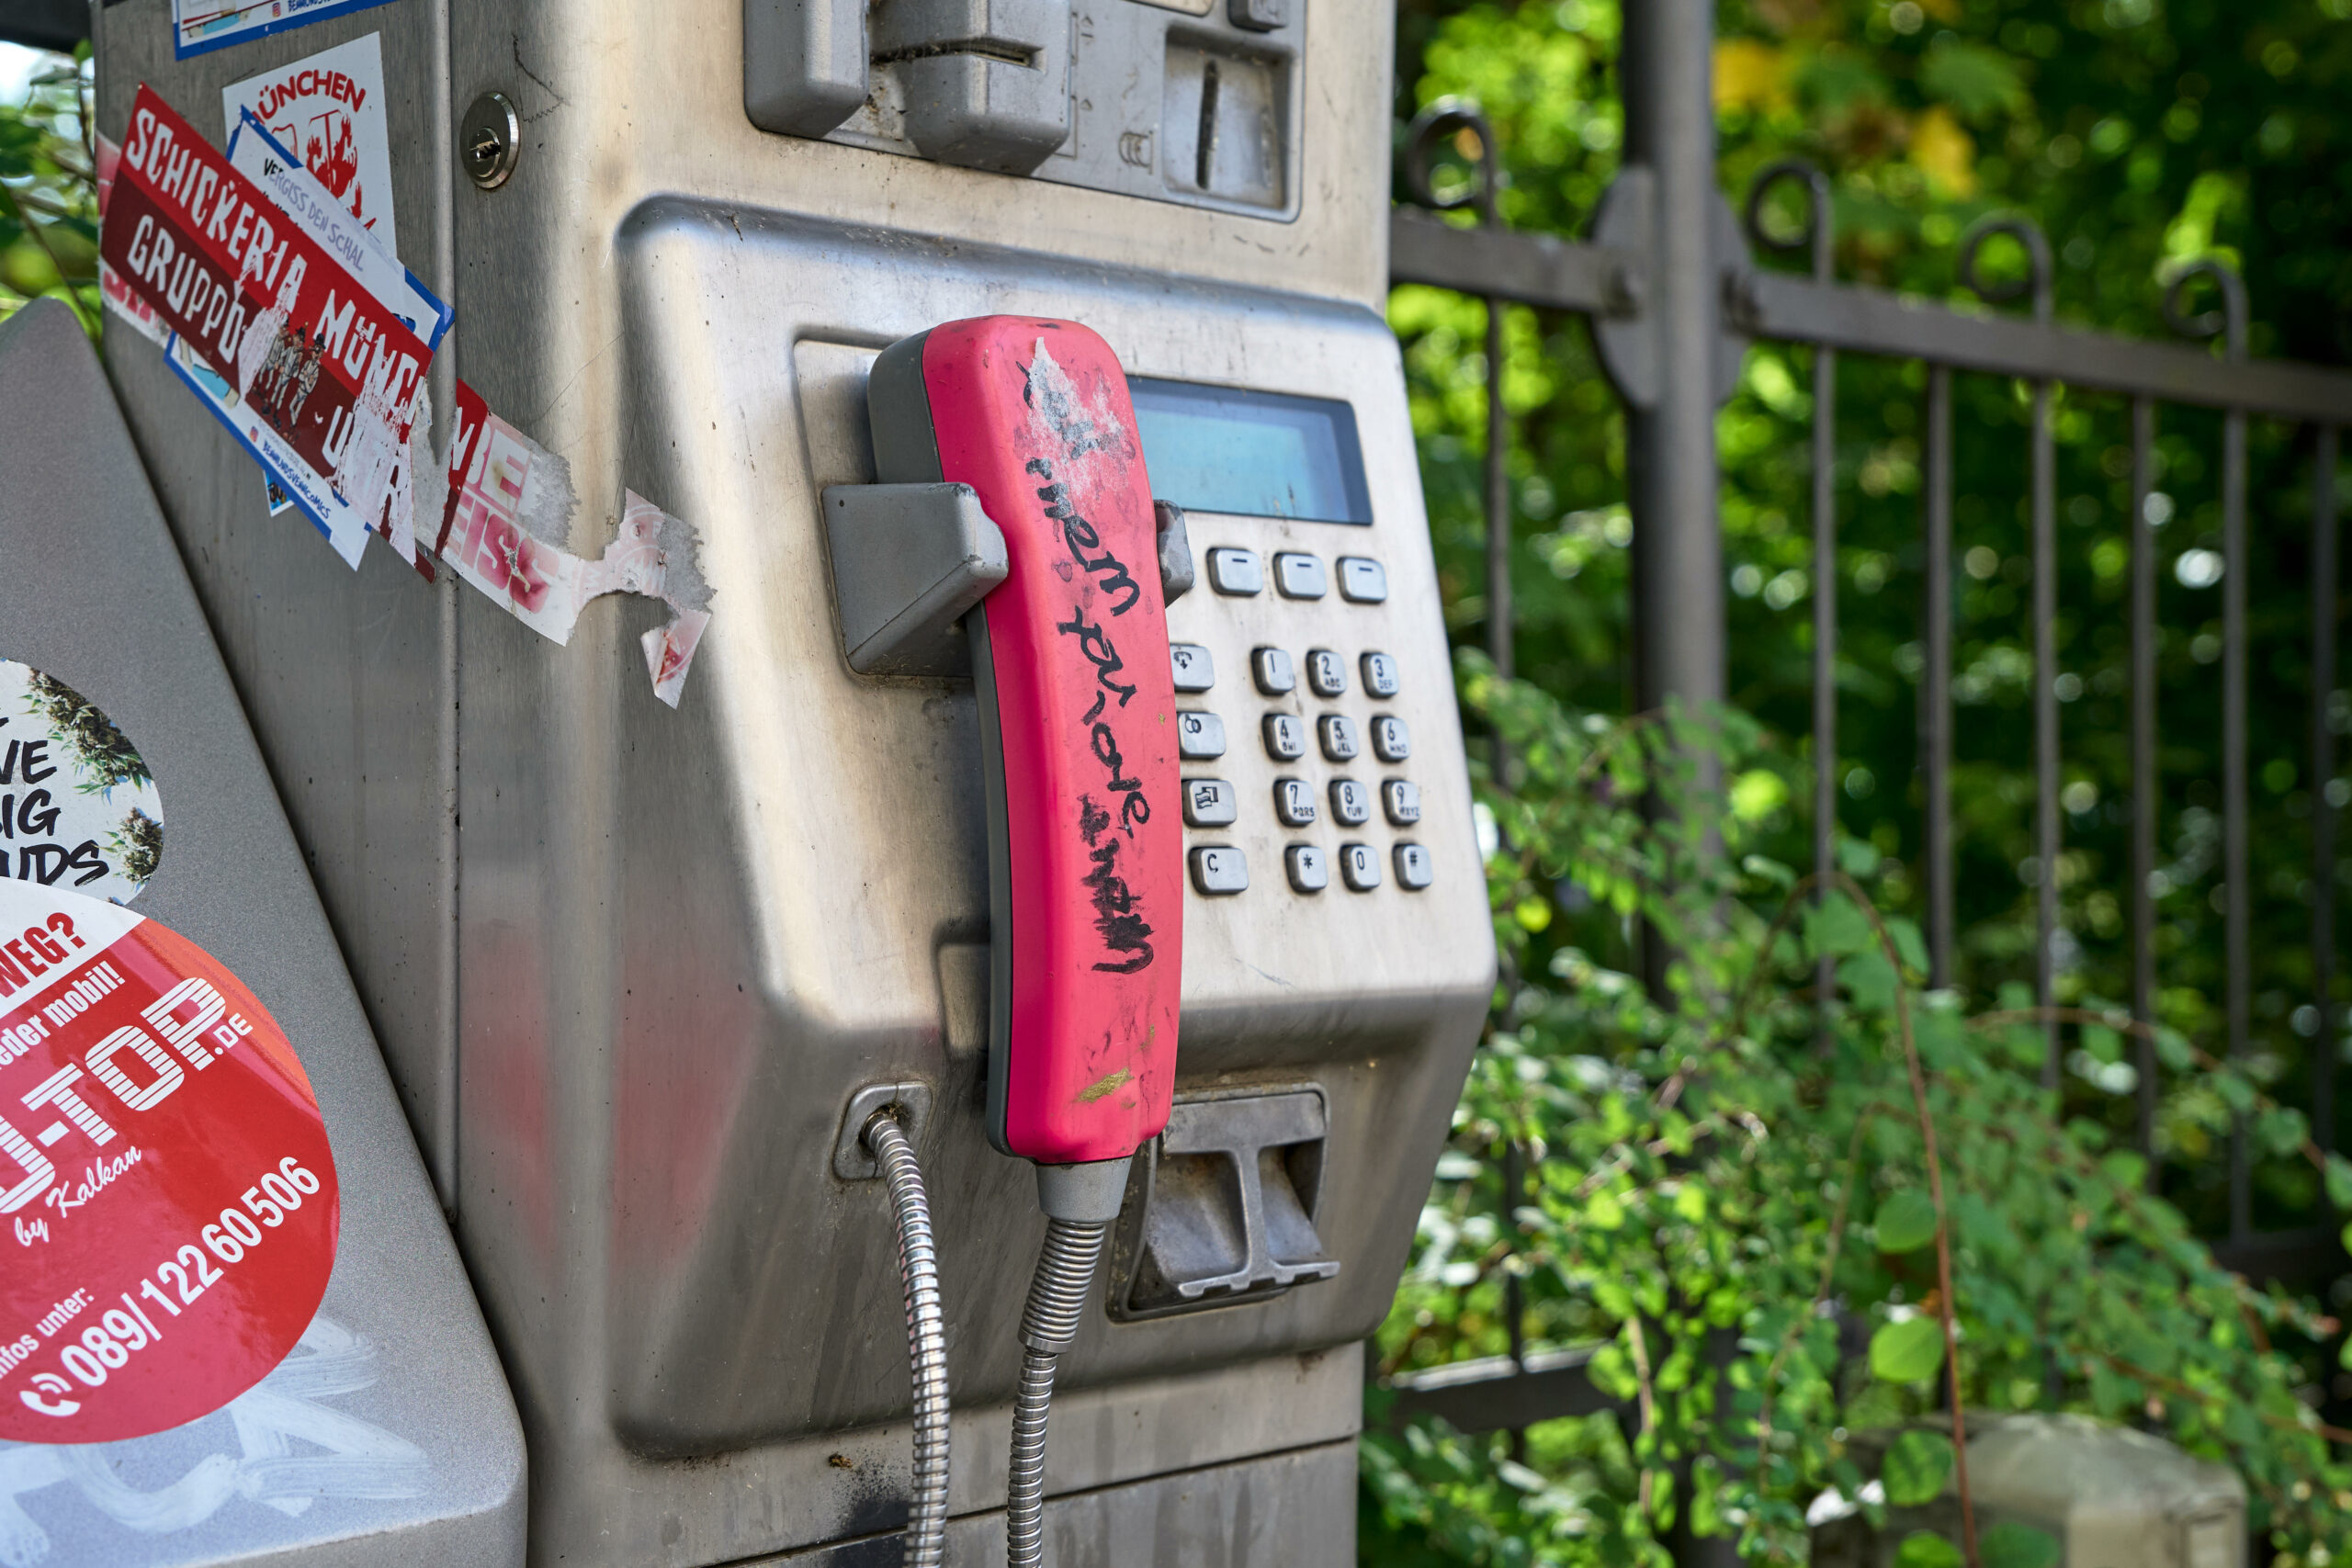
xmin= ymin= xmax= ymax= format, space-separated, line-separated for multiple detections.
xmin=1127 ymin=378 xmax=1373 ymax=525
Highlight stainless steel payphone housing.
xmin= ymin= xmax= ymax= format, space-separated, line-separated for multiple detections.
xmin=94 ymin=0 xmax=1493 ymax=1559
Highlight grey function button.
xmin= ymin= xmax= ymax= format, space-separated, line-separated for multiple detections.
xmin=1370 ymin=715 xmax=1410 ymax=762
xmin=1170 ymin=643 xmax=1215 ymax=693
xmin=1273 ymin=552 xmax=1328 ymax=599
xmin=1206 ymin=547 xmax=1263 ymax=596
xmin=1272 ymin=777 xmax=1317 ymax=827
xmin=1284 ymin=844 xmax=1329 ymax=893
xmin=1381 ymin=778 xmax=1422 ymax=826
xmin=1177 ymin=711 xmax=1227 ymax=760
xmin=1329 ymin=778 xmax=1371 ymax=826
xmin=1305 ymin=648 xmax=1347 ymax=697
xmin=1190 ymin=845 xmax=1250 ymax=896
xmin=1393 ymin=843 xmax=1433 ymax=890
xmin=1338 ymin=557 xmax=1388 ymax=603
xmin=1262 ymin=714 xmax=1306 ymax=761
xmin=1183 ymin=778 xmax=1238 ymax=828
xmin=1361 ymin=651 xmax=1400 ymax=697
xmin=1317 ymin=715 xmax=1359 ymax=762
xmin=1251 ymin=647 xmax=1296 ymax=695
xmin=1340 ymin=842 xmax=1382 ymax=891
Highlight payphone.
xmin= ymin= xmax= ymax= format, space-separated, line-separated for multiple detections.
xmin=85 ymin=0 xmax=1493 ymax=1559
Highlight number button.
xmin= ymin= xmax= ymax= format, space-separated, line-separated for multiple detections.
xmin=1370 ymin=715 xmax=1410 ymax=761
xmin=1273 ymin=778 xmax=1317 ymax=827
xmin=1184 ymin=779 xmax=1238 ymax=828
xmin=1251 ymin=647 xmax=1296 ymax=695
xmin=1337 ymin=557 xmax=1387 ymax=603
xmin=1393 ymin=843 xmax=1433 ymax=889
xmin=1262 ymin=714 xmax=1306 ymax=761
xmin=1340 ymin=842 xmax=1382 ymax=891
xmin=1207 ymin=548 xmax=1263 ymax=595
xmin=1317 ymin=715 xmax=1359 ymax=761
xmin=1178 ymin=712 xmax=1227 ymax=760
xmin=1190 ymin=846 xmax=1250 ymax=896
xmin=1329 ymin=778 xmax=1371 ymax=826
xmin=1273 ymin=552 xmax=1328 ymax=599
xmin=1361 ymin=652 xmax=1400 ymax=697
xmin=1381 ymin=779 xmax=1422 ymax=826
xmin=1170 ymin=644 xmax=1215 ymax=693
xmin=1305 ymin=649 xmax=1347 ymax=697
xmin=1284 ymin=845 xmax=1329 ymax=894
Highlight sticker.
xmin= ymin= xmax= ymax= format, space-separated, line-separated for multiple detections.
xmin=91 ymin=135 xmax=165 ymax=348
xmin=435 ymin=381 xmax=717 ymax=707
xmin=99 ymin=86 xmax=449 ymax=570
xmin=266 ymin=477 xmax=293 ymax=514
xmin=0 ymin=663 xmax=165 ymax=907
xmin=171 ymin=0 xmax=401 ymax=61
xmin=0 ymin=884 xmax=338 ymax=1445
xmin=222 ymin=33 xmax=397 ymax=264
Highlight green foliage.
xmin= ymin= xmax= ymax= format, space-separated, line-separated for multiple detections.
xmin=0 ymin=47 xmax=99 ymax=334
xmin=1361 ymin=657 xmax=2352 ymax=1566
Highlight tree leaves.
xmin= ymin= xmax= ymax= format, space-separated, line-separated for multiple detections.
xmin=1982 ymin=1522 xmax=2064 ymax=1568
xmin=1882 ymin=1430 xmax=1955 ymax=1506
xmin=1895 ymin=1531 xmax=1965 ymax=1568
xmin=1876 ymin=1190 xmax=1940 ymax=1254
xmin=1871 ymin=1317 xmax=1947 ymax=1384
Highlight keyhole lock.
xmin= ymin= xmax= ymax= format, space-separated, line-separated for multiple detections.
xmin=461 ymin=92 xmax=521 ymax=190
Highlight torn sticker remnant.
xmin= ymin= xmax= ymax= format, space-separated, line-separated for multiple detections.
xmin=435 ymin=381 xmax=716 ymax=707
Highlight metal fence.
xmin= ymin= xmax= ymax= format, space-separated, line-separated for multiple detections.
xmin=1384 ymin=0 xmax=2352 ymax=1435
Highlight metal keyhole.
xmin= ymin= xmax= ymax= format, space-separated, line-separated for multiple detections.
xmin=461 ymin=92 xmax=521 ymax=191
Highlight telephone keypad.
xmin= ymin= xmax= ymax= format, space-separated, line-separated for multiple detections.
xmin=1207 ymin=548 xmax=1264 ymax=596
xmin=1251 ymin=647 xmax=1296 ymax=695
xmin=1178 ymin=712 xmax=1227 ymax=760
xmin=1273 ymin=553 xmax=1329 ymax=600
xmin=1305 ymin=649 xmax=1347 ymax=698
xmin=1170 ymin=644 xmax=1216 ymax=693
xmin=1190 ymin=846 xmax=1250 ymax=895
xmin=1177 ymin=540 xmax=1433 ymax=899
xmin=1337 ymin=557 xmax=1387 ymax=603
xmin=1184 ymin=779 xmax=1238 ymax=828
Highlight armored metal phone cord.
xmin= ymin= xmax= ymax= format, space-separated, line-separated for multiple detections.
xmin=1006 ymin=1217 xmax=1110 ymax=1568
xmin=863 ymin=1109 xmax=951 ymax=1568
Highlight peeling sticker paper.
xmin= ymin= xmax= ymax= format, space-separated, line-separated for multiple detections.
xmin=222 ymin=33 xmax=398 ymax=264
xmin=172 ymin=0 xmax=401 ymax=60
xmin=435 ymin=381 xmax=715 ymax=706
xmin=0 ymin=664 xmax=165 ymax=907
xmin=99 ymin=87 xmax=449 ymax=568
xmin=0 ymin=883 xmax=339 ymax=1445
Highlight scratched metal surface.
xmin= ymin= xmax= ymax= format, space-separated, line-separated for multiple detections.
xmin=0 ymin=299 xmax=523 ymax=1566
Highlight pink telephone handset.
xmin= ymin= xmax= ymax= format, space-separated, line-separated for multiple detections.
xmin=865 ymin=317 xmax=1182 ymax=1192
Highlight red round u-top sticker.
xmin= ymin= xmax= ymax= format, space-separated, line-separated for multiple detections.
xmin=0 ymin=883 xmax=337 ymax=1443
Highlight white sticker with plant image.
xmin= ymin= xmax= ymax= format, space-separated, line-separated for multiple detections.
xmin=0 ymin=662 xmax=164 ymax=904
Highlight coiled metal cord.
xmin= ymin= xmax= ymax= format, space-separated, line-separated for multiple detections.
xmin=864 ymin=1110 xmax=950 ymax=1568
xmin=1005 ymin=1218 xmax=1109 ymax=1568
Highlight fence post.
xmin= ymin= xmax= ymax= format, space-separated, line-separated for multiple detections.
xmin=1621 ymin=0 xmax=1725 ymax=728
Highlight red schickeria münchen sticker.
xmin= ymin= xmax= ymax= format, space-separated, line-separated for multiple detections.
xmin=0 ymin=884 xmax=337 ymax=1442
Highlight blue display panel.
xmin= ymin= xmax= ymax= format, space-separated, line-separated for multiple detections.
xmin=1128 ymin=378 xmax=1373 ymax=525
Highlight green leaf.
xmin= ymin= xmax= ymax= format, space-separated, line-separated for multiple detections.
xmin=1921 ymin=40 xmax=2027 ymax=117
xmin=2325 ymin=1154 xmax=2352 ymax=1212
xmin=1876 ymin=1190 xmax=1940 ymax=1254
xmin=1807 ymin=892 xmax=1873 ymax=959
xmin=1981 ymin=1522 xmax=2062 ymax=1568
xmin=1840 ymin=950 xmax=1900 ymax=1014
xmin=1870 ymin=1316 xmax=1946 ymax=1384
xmin=1895 ymin=1531 xmax=1965 ymax=1568
xmin=1882 ymin=1430 xmax=1954 ymax=1506
xmin=1837 ymin=834 xmax=1883 ymax=877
